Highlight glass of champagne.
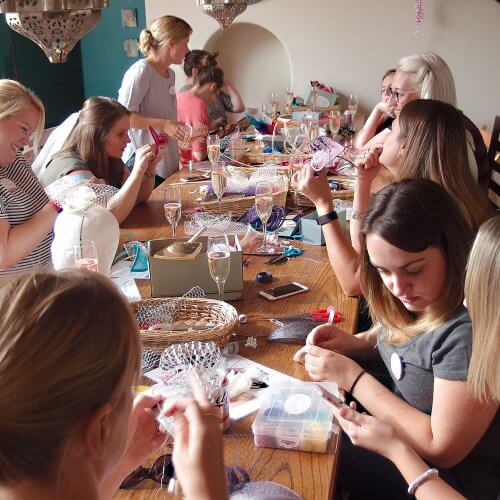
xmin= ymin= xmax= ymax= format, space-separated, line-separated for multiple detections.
xmin=211 ymin=160 xmax=228 ymax=212
xmin=310 ymin=86 xmax=319 ymax=111
xmin=207 ymin=134 xmax=220 ymax=167
xmin=207 ymin=235 xmax=231 ymax=301
xmin=288 ymin=154 xmax=304 ymax=210
xmin=163 ymin=185 xmax=182 ymax=236
xmin=328 ymin=109 xmax=341 ymax=139
xmin=285 ymin=86 xmax=294 ymax=109
xmin=255 ymin=180 xmax=274 ymax=253
xmin=348 ymin=93 xmax=359 ymax=114
xmin=269 ymin=92 xmax=279 ymax=118
xmin=64 ymin=240 xmax=98 ymax=272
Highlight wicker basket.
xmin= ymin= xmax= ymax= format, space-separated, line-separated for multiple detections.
xmin=238 ymin=151 xmax=312 ymax=166
xmin=132 ymin=297 xmax=239 ymax=353
xmin=200 ymin=189 xmax=287 ymax=216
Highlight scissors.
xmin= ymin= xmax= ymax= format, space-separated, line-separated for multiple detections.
xmin=266 ymin=245 xmax=303 ymax=265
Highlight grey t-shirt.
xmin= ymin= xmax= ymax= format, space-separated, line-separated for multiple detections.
xmin=378 ymin=308 xmax=499 ymax=499
xmin=118 ymin=59 xmax=179 ymax=179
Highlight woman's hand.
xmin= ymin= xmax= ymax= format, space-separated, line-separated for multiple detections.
xmin=306 ymin=323 xmax=364 ymax=355
xmin=162 ymin=119 xmax=188 ymax=141
xmin=293 ymin=165 xmax=333 ymax=215
xmin=355 ymin=147 xmax=383 ymax=186
xmin=133 ymin=144 xmax=157 ymax=176
xmin=161 ymin=373 xmax=228 ymax=500
xmin=304 ymin=344 xmax=362 ymax=389
xmin=122 ymin=394 xmax=169 ymax=471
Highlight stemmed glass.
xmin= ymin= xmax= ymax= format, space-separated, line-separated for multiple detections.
xmin=287 ymin=154 xmax=304 ymax=210
xmin=328 ymin=109 xmax=341 ymax=139
xmin=310 ymin=85 xmax=319 ymax=112
xmin=163 ymin=185 xmax=182 ymax=236
xmin=285 ymin=86 xmax=294 ymax=109
xmin=348 ymin=93 xmax=359 ymax=114
xmin=269 ymin=92 xmax=279 ymax=118
xmin=207 ymin=134 xmax=220 ymax=167
xmin=65 ymin=240 xmax=98 ymax=272
xmin=255 ymin=181 xmax=274 ymax=253
xmin=211 ymin=160 xmax=228 ymax=212
xmin=207 ymin=235 xmax=231 ymax=301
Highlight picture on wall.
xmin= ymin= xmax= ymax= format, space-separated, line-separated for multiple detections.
xmin=123 ymin=38 xmax=139 ymax=58
xmin=121 ymin=8 xmax=138 ymax=28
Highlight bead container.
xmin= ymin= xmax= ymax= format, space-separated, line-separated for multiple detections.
xmin=252 ymin=386 xmax=334 ymax=453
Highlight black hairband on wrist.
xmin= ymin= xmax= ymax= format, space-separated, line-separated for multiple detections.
xmin=349 ymin=370 xmax=366 ymax=396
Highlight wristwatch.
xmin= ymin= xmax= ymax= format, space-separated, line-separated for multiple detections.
xmin=316 ymin=210 xmax=338 ymax=226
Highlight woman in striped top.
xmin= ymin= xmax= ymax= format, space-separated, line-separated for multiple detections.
xmin=0 ymin=79 xmax=58 ymax=276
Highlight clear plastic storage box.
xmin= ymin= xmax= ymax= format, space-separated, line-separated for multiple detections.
xmin=252 ymin=385 xmax=334 ymax=453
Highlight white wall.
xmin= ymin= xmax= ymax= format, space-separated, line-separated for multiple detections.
xmin=146 ymin=0 xmax=500 ymax=130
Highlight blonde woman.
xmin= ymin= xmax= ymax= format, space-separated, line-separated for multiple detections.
xmin=363 ymin=52 xmax=489 ymax=191
xmin=333 ymin=216 xmax=500 ymax=500
xmin=0 ymin=270 xmax=228 ymax=500
xmin=0 ymin=79 xmax=61 ymax=276
xmin=118 ymin=15 xmax=192 ymax=183
xmin=297 ymin=99 xmax=492 ymax=296
xmin=300 ymin=180 xmax=498 ymax=499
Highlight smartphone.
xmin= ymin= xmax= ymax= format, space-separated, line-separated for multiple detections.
xmin=259 ymin=282 xmax=309 ymax=301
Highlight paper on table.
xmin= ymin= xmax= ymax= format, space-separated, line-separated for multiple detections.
xmin=111 ymin=277 xmax=141 ymax=302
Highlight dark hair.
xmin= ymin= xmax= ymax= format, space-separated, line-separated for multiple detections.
xmin=56 ymin=97 xmax=130 ymax=188
xmin=193 ymin=65 xmax=224 ymax=91
xmin=183 ymin=49 xmax=218 ymax=77
xmin=360 ymin=178 xmax=473 ymax=342
xmin=397 ymin=99 xmax=493 ymax=231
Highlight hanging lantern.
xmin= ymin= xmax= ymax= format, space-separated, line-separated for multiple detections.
xmin=196 ymin=0 xmax=248 ymax=29
xmin=0 ymin=0 xmax=108 ymax=64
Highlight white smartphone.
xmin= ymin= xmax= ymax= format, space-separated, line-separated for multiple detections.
xmin=259 ymin=282 xmax=309 ymax=301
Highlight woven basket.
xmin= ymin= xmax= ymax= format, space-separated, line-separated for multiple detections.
xmin=200 ymin=189 xmax=287 ymax=216
xmin=239 ymin=151 xmax=312 ymax=166
xmin=132 ymin=297 xmax=239 ymax=353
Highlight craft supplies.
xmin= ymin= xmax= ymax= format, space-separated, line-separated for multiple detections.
xmin=255 ymin=271 xmax=273 ymax=283
xmin=266 ymin=245 xmax=302 ymax=265
xmin=252 ymin=385 xmax=334 ymax=453
xmin=153 ymin=226 xmax=205 ymax=261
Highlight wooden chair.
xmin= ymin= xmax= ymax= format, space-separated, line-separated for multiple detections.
xmin=487 ymin=116 xmax=500 ymax=209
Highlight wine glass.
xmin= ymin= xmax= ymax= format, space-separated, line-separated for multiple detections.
xmin=64 ymin=240 xmax=98 ymax=272
xmin=285 ymin=86 xmax=294 ymax=108
xmin=163 ymin=185 xmax=182 ymax=236
xmin=207 ymin=235 xmax=231 ymax=301
xmin=310 ymin=86 xmax=319 ymax=111
xmin=207 ymin=134 xmax=220 ymax=167
xmin=348 ymin=93 xmax=358 ymax=114
xmin=287 ymin=154 xmax=304 ymax=210
xmin=269 ymin=92 xmax=279 ymax=118
xmin=211 ymin=160 xmax=228 ymax=212
xmin=255 ymin=181 xmax=274 ymax=253
xmin=328 ymin=109 xmax=341 ymax=139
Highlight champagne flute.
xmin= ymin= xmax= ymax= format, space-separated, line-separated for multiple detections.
xmin=269 ymin=92 xmax=279 ymax=118
xmin=287 ymin=154 xmax=304 ymax=210
xmin=65 ymin=240 xmax=98 ymax=272
xmin=163 ymin=185 xmax=182 ymax=236
xmin=207 ymin=235 xmax=231 ymax=301
xmin=207 ymin=134 xmax=220 ymax=166
xmin=255 ymin=181 xmax=274 ymax=253
xmin=285 ymin=86 xmax=294 ymax=108
xmin=348 ymin=93 xmax=358 ymax=114
xmin=328 ymin=109 xmax=341 ymax=139
xmin=310 ymin=86 xmax=319 ymax=112
xmin=211 ymin=160 xmax=228 ymax=212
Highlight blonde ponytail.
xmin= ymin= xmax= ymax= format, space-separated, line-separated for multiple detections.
xmin=139 ymin=15 xmax=192 ymax=57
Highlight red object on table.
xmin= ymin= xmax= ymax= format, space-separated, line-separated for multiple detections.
xmin=311 ymin=309 xmax=342 ymax=323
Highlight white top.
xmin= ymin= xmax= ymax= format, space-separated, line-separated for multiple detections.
xmin=0 ymin=153 xmax=52 ymax=276
xmin=118 ymin=59 xmax=179 ymax=179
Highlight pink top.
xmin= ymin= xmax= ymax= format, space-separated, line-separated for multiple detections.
xmin=176 ymin=92 xmax=209 ymax=164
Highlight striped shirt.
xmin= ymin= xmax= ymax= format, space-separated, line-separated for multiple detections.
xmin=0 ymin=153 xmax=53 ymax=275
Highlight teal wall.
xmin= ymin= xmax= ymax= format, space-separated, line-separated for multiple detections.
xmin=80 ymin=0 xmax=146 ymax=99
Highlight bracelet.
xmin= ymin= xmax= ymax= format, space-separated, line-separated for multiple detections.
xmin=47 ymin=200 xmax=62 ymax=213
xmin=316 ymin=210 xmax=338 ymax=226
xmin=407 ymin=468 xmax=439 ymax=495
xmin=351 ymin=210 xmax=366 ymax=220
xmin=349 ymin=369 xmax=366 ymax=396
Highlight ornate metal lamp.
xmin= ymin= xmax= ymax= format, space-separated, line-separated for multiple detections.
xmin=0 ymin=0 xmax=108 ymax=63
xmin=196 ymin=0 xmax=257 ymax=30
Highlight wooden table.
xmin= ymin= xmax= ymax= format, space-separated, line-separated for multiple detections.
xmin=115 ymin=171 xmax=359 ymax=500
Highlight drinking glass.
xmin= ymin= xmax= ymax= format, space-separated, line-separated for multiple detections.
xmin=207 ymin=134 xmax=220 ymax=166
xmin=211 ymin=160 xmax=228 ymax=212
xmin=287 ymin=155 xmax=304 ymax=210
xmin=255 ymin=181 xmax=274 ymax=253
xmin=269 ymin=92 xmax=279 ymax=117
xmin=285 ymin=86 xmax=294 ymax=108
xmin=64 ymin=240 xmax=98 ymax=272
xmin=348 ymin=93 xmax=359 ymax=114
xmin=163 ymin=185 xmax=182 ymax=236
xmin=310 ymin=86 xmax=319 ymax=111
xmin=207 ymin=235 xmax=231 ymax=301
xmin=328 ymin=109 xmax=341 ymax=139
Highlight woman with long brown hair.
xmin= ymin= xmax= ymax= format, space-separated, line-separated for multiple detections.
xmin=300 ymin=179 xmax=498 ymax=499
xmin=296 ymin=99 xmax=492 ymax=296
xmin=41 ymin=96 xmax=157 ymax=223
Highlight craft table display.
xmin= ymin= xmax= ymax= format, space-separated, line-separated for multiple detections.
xmin=115 ymin=172 xmax=359 ymax=500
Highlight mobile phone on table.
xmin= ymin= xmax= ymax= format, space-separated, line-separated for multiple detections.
xmin=259 ymin=282 xmax=308 ymax=301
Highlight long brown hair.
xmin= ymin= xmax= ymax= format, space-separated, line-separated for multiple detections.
xmin=55 ymin=96 xmax=130 ymax=187
xmin=360 ymin=178 xmax=473 ymax=343
xmin=0 ymin=270 xmax=140 ymax=483
xmin=397 ymin=99 xmax=493 ymax=231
